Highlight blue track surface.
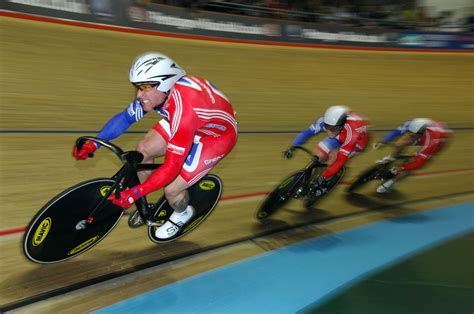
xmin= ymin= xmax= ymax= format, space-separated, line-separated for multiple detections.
xmin=94 ymin=202 xmax=473 ymax=314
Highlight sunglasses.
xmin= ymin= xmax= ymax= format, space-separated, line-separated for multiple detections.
xmin=134 ymin=83 xmax=159 ymax=91
xmin=324 ymin=124 xmax=343 ymax=132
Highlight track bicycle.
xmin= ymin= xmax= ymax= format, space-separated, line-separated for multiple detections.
xmin=346 ymin=146 xmax=412 ymax=193
xmin=23 ymin=136 xmax=222 ymax=264
xmin=256 ymin=146 xmax=345 ymax=220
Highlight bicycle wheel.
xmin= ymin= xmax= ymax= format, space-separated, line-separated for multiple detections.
xmin=256 ymin=170 xmax=307 ymax=220
xmin=148 ymin=174 xmax=223 ymax=243
xmin=303 ymin=167 xmax=346 ymax=209
xmin=346 ymin=163 xmax=386 ymax=193
xmin=23 ymin=178 xmax=123 ymax=264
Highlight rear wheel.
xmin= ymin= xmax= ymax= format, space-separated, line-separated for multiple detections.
xmin=23 ymin=178 xmax=123 ymax=264
xmin=148 ymin=174 xmax=223 ymax=243
xmin=346 ymin=164 xmax=386 ymax=193
xmin=304 ymin=167 xmax=345 ymax=208
xmin=256 ymin=170 xmax=307 ymax=220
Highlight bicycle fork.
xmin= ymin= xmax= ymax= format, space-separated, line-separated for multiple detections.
xmin=76 ymin=165 xmax=130 ymax=230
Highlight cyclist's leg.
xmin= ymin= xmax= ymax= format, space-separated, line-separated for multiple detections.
xmin=136 ymin=121 xmax=169 ymax=182
xmin=163 ymin=176 xmax=192 ymax=212
xmin=377 ymin=171 xmax=408 ymax=193
xmin=378 ymin=140 xmax=444 ymax=193
xmin=314 ymin=137 xmax=341 ymax=164
xmin=156 ymin=131 xmax=236 ymax=238
xmin=164 ymin=130 xmax=237 ymax=208
xmin=378 ymin=138 xmax=443 ymax=192
xmin=127 ymin=123 xmax=168 ymax=226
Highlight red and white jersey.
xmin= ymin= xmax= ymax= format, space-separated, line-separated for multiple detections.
xmin=140 ymin=76 xmax=238 ymax=195
xmin=321 ymin=112 xmax=369 ymax=178
xmin=158 ymin=75 xmax=238 ymax=140
xmin=336 ymin=112 xmax=369 ymax=157
xmin=400 ymin=121 xmax=450 ymax=171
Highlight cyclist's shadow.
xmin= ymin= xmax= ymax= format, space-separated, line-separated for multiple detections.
xmin=17 ymin=240 xmax=204 ymax=286
xmin=344 ymin=191 xmax=432 ymax=224
xmin=252 ymin=204 xmax=332 ymax=236
xmin=344 ymin=190 xmax=406 ymax=209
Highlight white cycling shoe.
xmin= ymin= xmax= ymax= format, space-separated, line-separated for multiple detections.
xmin=376 ymin=179 xmax=395 ymax=194
xmin=155 ymin=205 xmax=194 ymax=239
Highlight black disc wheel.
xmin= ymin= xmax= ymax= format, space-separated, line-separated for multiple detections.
xmin=148 ymin=174 xmax=223 ymax=243
xmin=23 ymin=178 xmax=123 ymax=264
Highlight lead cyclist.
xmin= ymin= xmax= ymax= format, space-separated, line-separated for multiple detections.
xmin=73 ymin=52 xmax=238 ymax=239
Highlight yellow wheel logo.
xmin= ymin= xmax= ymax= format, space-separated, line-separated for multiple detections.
xmin=67 ymin=236 xmax=99 ymax=255
xmin=100 ymin=186 xmax=112 ymax=197
xmin=32 ymin=217 xmax=52 ymax=246
xmin=199 ymin=180 xmax=215 ymax=191
xmin=156 ymin=210 xmax=167 ymax=224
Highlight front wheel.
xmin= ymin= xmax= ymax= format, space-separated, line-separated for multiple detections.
xmin=256 ymin=170 xmax=307 ymax=220
xmin=23 ymin=178 xmax=123 ymax=264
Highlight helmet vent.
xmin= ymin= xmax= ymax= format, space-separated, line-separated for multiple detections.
xmin=149 ymin=74 xmax=177 ymax=81
xmin=129 ymin=52 xmax=186 ymax=91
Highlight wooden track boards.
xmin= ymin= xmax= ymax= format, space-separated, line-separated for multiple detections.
xmin=0 ymin=15 xmax=473 ymax=309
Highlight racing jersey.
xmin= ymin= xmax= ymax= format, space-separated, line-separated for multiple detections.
xmin=96 ymin=75 xmax=237 ymax=196
xmin=400 ymin=121 xmax=450 ymax=171
xmin=292 ymin=112 xmax=369 ymax=179
xmin=140 ymin=76 xmax=237 ymax=195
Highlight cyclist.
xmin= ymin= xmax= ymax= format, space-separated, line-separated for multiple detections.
xmin=284 ymin=105 xmax=369 ymax=197
xmin=373 ymin=118 xmax=450 ymax=193
xmin=73 ymin=52 xmax=238 ymax=239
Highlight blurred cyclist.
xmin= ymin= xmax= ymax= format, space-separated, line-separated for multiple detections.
xmin=373 ymin=118 xmax=450 ymax=193
xmin=284 ymin=105 xmax=369 ymax=196
xmin=73 ymin=52 xmax=238 ymax=239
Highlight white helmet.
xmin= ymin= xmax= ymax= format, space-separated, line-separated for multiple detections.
xmin=408 ymin=118 xmax=431 ymax=134
xmin=323 ymin=105 xmax=349 ymax=128
xmin=129 ymin=51 xmax=186 ymax=92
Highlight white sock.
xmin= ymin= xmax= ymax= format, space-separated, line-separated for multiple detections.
xmin=171 ymin=205 xmax=194 ymax=218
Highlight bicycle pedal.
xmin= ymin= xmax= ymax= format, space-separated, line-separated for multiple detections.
xmin=127 ymin=210 xmax=145 ymax=228
xmin=146 ymin=220 xmax=163 ymax=227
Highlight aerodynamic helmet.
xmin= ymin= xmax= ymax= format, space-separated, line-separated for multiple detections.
xmin=407 ymin=118 xmax=431 ymax=135
xmin=129 ymin=52 xmax=186 ymax=92
xmin=323 ymin=105 xmax=349 ymax=129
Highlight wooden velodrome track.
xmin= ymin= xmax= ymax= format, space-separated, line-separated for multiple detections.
xmin=1 ymin=14 xmax=473 ymax=312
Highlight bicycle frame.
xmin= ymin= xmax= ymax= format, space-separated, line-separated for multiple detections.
xmin=287 ymin=146 xmax=328 ymax=197
xmin=76 ymin=136 xmax=161 ymax=227
xmin=256 ymin=146 xmax=338 ymax=219
xmin=295 ymin=146 xmax=326 ymax=176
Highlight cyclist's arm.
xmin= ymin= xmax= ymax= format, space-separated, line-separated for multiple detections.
xmin=292 ymin=117 xmax=324 ymax=146
xmin=321 ymin=152 xmax=348 ymax=179
xmin=95 ymin=99 xmax=145 ymax=145
xmin=380 ymin=121 xmax=410 ymax=143
xmin=321 ymin=128 xmax=359 ymax=179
